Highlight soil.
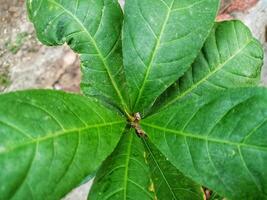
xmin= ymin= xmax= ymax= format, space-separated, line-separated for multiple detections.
xmin=0 ymin=0 xmax=80 ymax=93
xmin=0 ymin=0 xmax=266 ymax=199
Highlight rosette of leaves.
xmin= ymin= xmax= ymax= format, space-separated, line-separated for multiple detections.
xmin=0 ymin=0 xmax=266 ymax=199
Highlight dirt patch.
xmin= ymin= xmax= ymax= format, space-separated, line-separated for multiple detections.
xmin=0 ymin=0 xmax=80 ymax=93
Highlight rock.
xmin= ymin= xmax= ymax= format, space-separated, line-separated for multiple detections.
xmin=63 ymin=51 xmax=77 ymax=67
xmin=63 ymin=181 xmax=93 ymax=200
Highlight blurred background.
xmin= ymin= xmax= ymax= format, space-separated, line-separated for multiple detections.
xmin=0 ymin=0 xmax=267 ymax=199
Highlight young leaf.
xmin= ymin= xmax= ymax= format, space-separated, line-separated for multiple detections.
xmin=141 ymin=88 xmax=267 ymax=199
xmin=123 ymin=0 xmax=219 ymax=113
xmin=88 ymin=130 xmax=155 ymax=200
xmin=0 ymin=90 xmax=126 ymax=199
xmin=153 ymin=20 xmax=264 ymax=113
xmin=27 ymin=0 xmax=129 ymax=113
xmin=143 ymin=139 xmax=205 ymax=200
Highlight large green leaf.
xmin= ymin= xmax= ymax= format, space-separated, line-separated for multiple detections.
xmin=123 ymin=0 xmax=219 ymax=113
xmin=142 ymin=88 xmax=267 ymax=199
xmin=88 ymin=130 xmax=155 ymax=200
xmin=153 ymin=20 xmax=264 ymax=112
xmin=0 ymin=90 xmax=126 ymax=200
xmin=27 ymin=0 xmax=129 ymax=113
xmin=143 ymin=139 xmax=205 ymax=200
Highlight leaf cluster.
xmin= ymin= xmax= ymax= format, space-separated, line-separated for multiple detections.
xmin=0 ymin=0 xmax=266 ymax=199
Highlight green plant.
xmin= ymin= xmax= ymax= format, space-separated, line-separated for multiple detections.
xmin=0 ymin=0 xmax=266 ymax=199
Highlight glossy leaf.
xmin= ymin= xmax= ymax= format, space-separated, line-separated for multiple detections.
xmin=143 ymin=139 xmax=205 ymax=200
xmin=27 ymin=0 xmax=129 ymax=113
xmin=153 ymin=20 xmax=264 ymax=112
xmin=0 ymin=90 xmax=126 ymax=200
xmin=142 ymin=88 xmax=267 ymax=199
xmin=88 ymin=130 xmax=155 ymax=200
xmin=123 ymin=0 xmax=219 ymax=113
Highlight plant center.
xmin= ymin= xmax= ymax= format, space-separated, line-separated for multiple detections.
xmin=129 ymin=112 xmax=147 ymax=138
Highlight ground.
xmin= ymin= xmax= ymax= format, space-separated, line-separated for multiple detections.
xmin=0 ymin=0 xmax=266 ymax=199
xmin=0 ymin=0 xmax=80 ymax=93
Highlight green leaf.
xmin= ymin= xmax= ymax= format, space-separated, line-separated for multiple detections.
xmin=143 ymin=139 xmax=205 ymax=200
xmin=152 ymin=20 xmax=264 ymax=112
xmin=27 ymin=0 xmax=129 ymax=113
xmin=142 ymin=88 xmax=267 ymax=199
xmin=0 ymin=90 xmax=126 ymax=200
xmin=123 ymin=0 xmax=219 ymax=113
xmin=209 ymin=192 xmax=224 ymax=200
xmin=88 ymin=130 xmax=155 ymax=200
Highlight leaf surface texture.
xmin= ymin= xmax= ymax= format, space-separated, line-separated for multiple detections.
xmin=123 ymin=0 xmax=219 ymax=112
xmin=143 ymin=139 xmax=205 ymax=200
xmin=142 ymin=88 xmax=267 ymax=199
xmin=153 ymin=21 xmax=263 ymax=112
xmin=27 ymin=0 xmax=129 ymax=112
xmin=89 ymin=130 xmax=154 ymax=200
xmin=0 ymin=90 xmax=125 ymax=200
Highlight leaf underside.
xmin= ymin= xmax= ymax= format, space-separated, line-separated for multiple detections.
xmin=0 ymin=90 xmax=125 ymax=200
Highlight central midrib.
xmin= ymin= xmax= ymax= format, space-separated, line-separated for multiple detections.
xmin=48 ymin=0 xmax=129 ymax=114
xmin=123 ymin=133 xmax=133 ymax=200
xmin=143 ymin=139 xmax=178 ymax=200
xmin=0 ymin=120 xmax=125 ymax=155
xmin=160 ymin=39 xmax=254 ymax=111
xmin=133 ymin=0 xmax=175 ymax=110
xmin=141 ymin=122 xmax=267 ymax=152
